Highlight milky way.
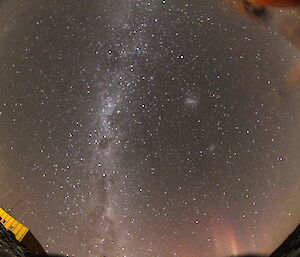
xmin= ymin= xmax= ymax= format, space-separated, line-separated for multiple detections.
xmin=0 ymin=1 xmax=299 ymax=257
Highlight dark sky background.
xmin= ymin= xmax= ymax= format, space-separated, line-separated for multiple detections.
xmin=0 ymin=1 xmax=299 ymax=257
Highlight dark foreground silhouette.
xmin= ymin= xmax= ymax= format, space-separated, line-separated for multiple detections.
xmin=270 ymin=224 xmax=300 ymax=257
xmin=1 ymin=220 xmax=299 ymax=257
xmin=229 ymin=224 xmax=300 ymax=257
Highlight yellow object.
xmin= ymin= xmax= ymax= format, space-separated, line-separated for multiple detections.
xmin=0 ymin=207 xmax=29 ymax=241
xmin=0 ymin=207 xmax=45 ymax=255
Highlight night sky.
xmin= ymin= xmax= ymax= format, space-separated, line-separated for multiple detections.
xmin=0 ymin=1 xmax=299 ymax=257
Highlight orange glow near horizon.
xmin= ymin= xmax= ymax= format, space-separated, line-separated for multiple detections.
xmin=213 ymin=221 xmax=240 ymax=257
xmin=254 ymin=0 xmax=300 ymax=7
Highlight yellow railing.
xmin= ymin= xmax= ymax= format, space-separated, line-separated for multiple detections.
xmin=0 ymin=207 xmax=29 ymax=241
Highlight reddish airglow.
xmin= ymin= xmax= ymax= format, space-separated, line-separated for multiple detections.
xmin=252 ymin=0 xmax=300 ymax=7
xmin=213 ymin=222 xmax=240 ymax=257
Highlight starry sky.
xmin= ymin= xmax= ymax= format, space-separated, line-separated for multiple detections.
xmin=0 ymin=1 xmax=299 ymax=257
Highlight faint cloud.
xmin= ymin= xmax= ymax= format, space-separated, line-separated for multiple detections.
xmin=184 ymin=95 xmax=199 ymax=108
